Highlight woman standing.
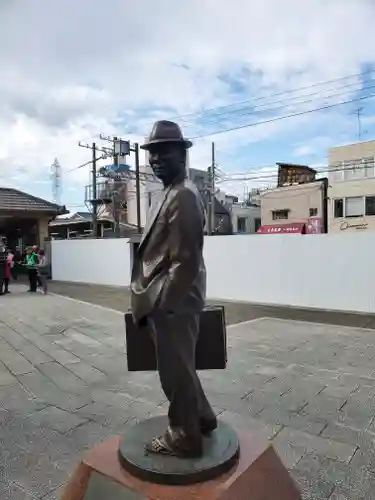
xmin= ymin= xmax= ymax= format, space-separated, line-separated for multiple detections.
xmin=0 ymin=237 xmax=6 ymax=295
xmin=36 ymin=249 xmax=48 ymax=294
xmin=2 ymin=250 xmax=13 ymax=294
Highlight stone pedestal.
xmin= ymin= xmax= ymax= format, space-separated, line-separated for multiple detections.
xmin=60 ymin=429 xmax=301 ymax=499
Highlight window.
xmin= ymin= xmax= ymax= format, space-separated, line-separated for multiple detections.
xmin=272 ymin=209 xmax=289 ymax=220
xmin=365 ymin=196 xmax=375 ymax=216
xmin=364 ymin=157 xmax=375 ymax=177
xmin=344 ymin=160 xmax=363 ymax=181
xmin=345 ymin=196 xmax=364 ymax=217
xmin=334 ymin=196 xmax=375 ymax=217
xmin=237 ymin=217 xmax=247 ymax=233
xmin=342 ymin=157 xmax=375 ymax=180
xmin=330 ymin=163 xmax=344 ymax=182
xmin=309 ymin=208 xmax=318 ymax=217
xmin=334 ymin=199 xmax=343 ymax=218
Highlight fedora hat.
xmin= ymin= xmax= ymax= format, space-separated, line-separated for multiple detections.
xmin=141 ymin=120 xmax=192 ymax=150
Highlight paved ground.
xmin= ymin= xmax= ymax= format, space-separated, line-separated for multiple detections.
xmin=47 ymin=281 xmax=375 ymax=329
xmin=1 ymin=285 xmax=375 ymax=499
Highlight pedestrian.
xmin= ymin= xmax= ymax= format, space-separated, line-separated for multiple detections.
xmin=0 ymin=237 xmax=6 ymax=296
xmin=25 ymin=247 xmax=39 ymax=292
xmin=36 ymin=249 xmax=48 ymax=294
xmin=12 ymin=246 xmax=22 ymax=280
xmin=36 ymin=248 xmax=44 ymax=290
xmin=2 ymin=249 xmax=13 ymax=294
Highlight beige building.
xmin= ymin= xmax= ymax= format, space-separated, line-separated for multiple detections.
xmin=259 ymin=180 xmax=327 ymax=233
xmin=328 ymin=139 xmax=375 ymax=233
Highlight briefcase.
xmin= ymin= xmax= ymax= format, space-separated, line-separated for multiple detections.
xmin=125 ymin=306 xmax=227 ymax=371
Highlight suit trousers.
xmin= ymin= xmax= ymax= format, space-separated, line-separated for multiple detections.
xmin=148 ymin=311 xmax=216 ymax=439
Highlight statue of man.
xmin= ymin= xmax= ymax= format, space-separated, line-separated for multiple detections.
xmin=130 ymin=120 xmax=216 ymax=458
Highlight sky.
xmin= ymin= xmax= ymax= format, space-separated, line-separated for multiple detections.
xmin=1 ymin=0 xmax=375 ymax=211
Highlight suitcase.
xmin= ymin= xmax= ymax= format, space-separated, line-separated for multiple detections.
xmin=125 ymin=306 xmax=227 ymax=371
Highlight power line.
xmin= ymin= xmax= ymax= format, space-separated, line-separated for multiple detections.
xmin=181 ymin=79 xmax=375 ymax=127
xmin=218 ymin=158 xmax=375 ymax=183
xmin=67 ymin=188 xmax=164 ymax=211
xmin=93 ymin=70 xmax=375 ymax=143
xmin=66 ymin=76 xmax=375 ymax=177
xmin=150 ymin=68 xmax=375 ymax=125
xmin=62 ymin=70 xmax=375 ymax=212
xmin=192 ymin=91 xmax=375 ymax=139
xmin=67 ymin=159 xmax=375 ymax=209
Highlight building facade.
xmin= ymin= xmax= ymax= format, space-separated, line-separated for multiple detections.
xmin=258 ymin=164 xmax=327 ymax=234
xmin=188 ymin=168 xmax=232 ymax=234
xmin=0 ymin=187 xmax=66 ymax=249
xmin=259 ymin=180 xmax=327 ymax=233
xmin=328 ymin=140 xmax=375 ymax=233
xmin=230 ymin=203 xmax=261 ymax=234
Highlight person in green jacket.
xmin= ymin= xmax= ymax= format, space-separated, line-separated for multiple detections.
xmin=25 ymin=246 xmax=39 ymax=292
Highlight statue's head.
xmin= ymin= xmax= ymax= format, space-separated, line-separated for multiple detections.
xmin=141 ymin=120 xmax=192 ymax=185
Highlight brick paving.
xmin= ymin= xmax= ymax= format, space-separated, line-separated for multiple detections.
xmin=1 ymin=284 xmax=375 ymax=498
xmin=47 ymin=280 xmax=375 ymax=329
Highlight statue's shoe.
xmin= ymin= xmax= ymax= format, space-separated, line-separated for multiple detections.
xmin=200 ymin=417 xmax=218 ymax=435
xmin=145 ymin=426 xmax=203 ymax=458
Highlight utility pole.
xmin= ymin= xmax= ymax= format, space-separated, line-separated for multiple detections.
xmin=78 ymin=141 xmax=102 ymax=238
xmin=91 ymin=143 xmax=98 ymax=238
xmin=112 ymin=137 xmax=121 ymax=238
xmin=207 ymin=167 xmax=212 ymax=235
xmin=134 ymin=143 xmax=141 ymax=234
xmin=210 ymin=141 xmax=216 ymax=235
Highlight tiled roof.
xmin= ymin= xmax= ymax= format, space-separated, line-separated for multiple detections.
xmin=0 ymin=188 xmax=66 ymax=213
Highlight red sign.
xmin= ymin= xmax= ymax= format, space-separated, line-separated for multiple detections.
xmin=257 ymin=223 xmax=305 ymax=234
xmin=306 ymin=217 xmax=322 ymax=234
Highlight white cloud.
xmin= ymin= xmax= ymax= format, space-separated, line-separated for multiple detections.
xmin=0 ymin=0 xmax=374 ymax=209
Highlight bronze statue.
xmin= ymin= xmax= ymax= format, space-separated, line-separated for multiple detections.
xmin=130 ymin=120 xmax=216 ymax=458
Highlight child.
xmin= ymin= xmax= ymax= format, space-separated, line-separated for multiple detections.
xmin=36 ymin=249 xmax=48 ymax=294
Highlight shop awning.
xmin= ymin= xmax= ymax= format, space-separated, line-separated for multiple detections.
xmin=256 ymin=223 xmax=306 ymax=234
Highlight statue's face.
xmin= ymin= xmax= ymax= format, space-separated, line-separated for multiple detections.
xmin=148 ymin=142 xmax=185 ymax=185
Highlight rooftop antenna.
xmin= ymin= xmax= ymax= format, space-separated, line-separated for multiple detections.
xmin=351 ymin=106 xmax=367 ymax=141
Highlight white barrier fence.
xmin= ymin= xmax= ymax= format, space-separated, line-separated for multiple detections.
xmin=51 ymin=238 xmax=131 ymax=287
xmin=51 ymin=233 xmax=375 ymax=314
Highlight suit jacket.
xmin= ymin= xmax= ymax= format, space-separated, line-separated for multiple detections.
xmin=130 ymin=179 xmax=206 ymax=324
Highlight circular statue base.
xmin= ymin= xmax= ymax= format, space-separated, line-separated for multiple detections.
xmin=118 ymin=415 xmax=240 ymax=486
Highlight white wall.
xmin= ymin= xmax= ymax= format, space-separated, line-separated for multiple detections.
xmin=204 ymin=233 xmax=375 ymax=314
xmin=52 ymin=233 xmax=375 ymax=314
xmin=51 ymin=238 xmax=131 ymax=287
